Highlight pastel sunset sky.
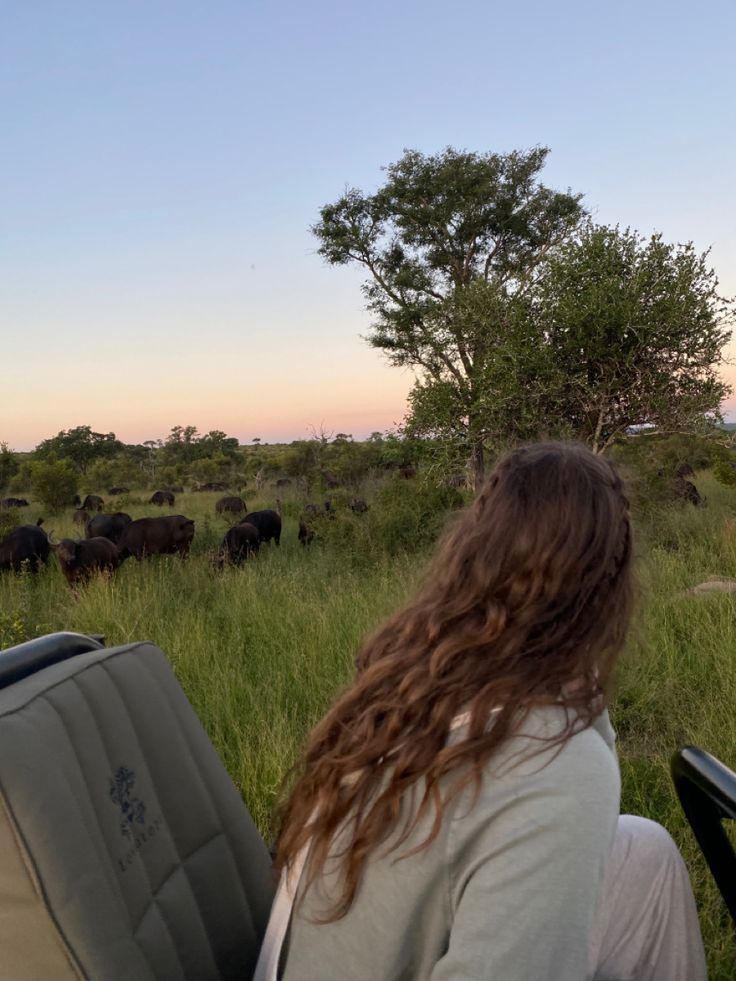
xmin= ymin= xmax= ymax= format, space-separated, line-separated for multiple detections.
xmin=2 ymin=0 xmax=735 ymax=450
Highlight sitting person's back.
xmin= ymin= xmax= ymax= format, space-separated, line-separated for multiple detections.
xmin=257 ymin=443 xmax=707 ymax=981
xmin=284 ymin=705 xmax=619 ymax=980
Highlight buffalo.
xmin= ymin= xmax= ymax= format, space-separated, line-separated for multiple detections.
xmin=73 ymin=509 xmax=91 ymax=527
xmin=108 ymin=486 xmax=130 ymax=496
xmin=298 ymin=520 xmax=314 ymax=546
xmin=217 ymin=522 xmax=260 ymax=566
xmin=150 ymin=490 xmax=175 ymax=507
xmin=85 ymin=512 xmax=132 ymax=545
xmin=673 ymin=475 xmax=702 ymax=506
xmin=350 ymin=497 xmax=369 ymax=513
xmin=118 ymin=515 xmax=195 ymax=559
xmin=50 ymin=537 xmax=122 ymax=586
xmin=216 ymin=496 xmax=246 ymax=516
xmin=240 ymin=509 xmax=281 ymax=545
xmin=306 ymin=501 xmax=334 ymax=516
xmin=167 ymin=486 xmax=184 ymax=494
xmin=1 ymin=498 xmax=28 ymax=509
xmin=82 ymin=494 xmax=104 ymax=511
xmin=0 ymin=520 xmax=49 ymax=573
xmin=195 ymin=481 xmax=228 ymax=492
xmin=274 ymin=478 xmax=292 ymax=488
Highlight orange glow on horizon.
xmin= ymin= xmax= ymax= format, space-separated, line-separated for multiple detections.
xmin=6 ymin=345 xmax=736 ymax=451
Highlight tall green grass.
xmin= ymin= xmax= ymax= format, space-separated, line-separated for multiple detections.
xmin=2 ymin=481 xmax=736 ymax=975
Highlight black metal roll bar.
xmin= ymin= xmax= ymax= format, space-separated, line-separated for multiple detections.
xmin=671 ymin=746 xmax=736 ymax=924
xmin=0 ymin=632 xmax=105 ymax=690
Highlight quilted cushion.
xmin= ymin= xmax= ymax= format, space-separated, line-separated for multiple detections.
xmin=0 ymin=641 xmax=274 ymax=980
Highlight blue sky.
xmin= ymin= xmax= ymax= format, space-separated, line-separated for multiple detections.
xmin=2 ymin=0 xmax=735 ymax=447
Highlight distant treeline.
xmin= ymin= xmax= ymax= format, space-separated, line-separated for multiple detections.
xmin=4 ymin=424 xmax=736 ymax=520
xmin=0 ymin=425 xmax=449 ymax=500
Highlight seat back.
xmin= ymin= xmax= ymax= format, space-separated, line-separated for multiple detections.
xmin=671 ymin=746 xmax=736 ymax=924
xmin=0 ymin=636 xmax=274 ymax=980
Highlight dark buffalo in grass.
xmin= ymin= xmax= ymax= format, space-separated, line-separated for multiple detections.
xmin=82 ymin=494 xmax=104 ymax=511
xmin=195 ymin=481 xmax=228 ymax=492
xmin=86 ymin=512 xmax=132 ymax=545
xmin=50 ymin=537 xmax=122 ymax=586
xmin=150 ymin=490 xmax=175 ymax=506
xmin=298 ymin=519 xmax=314 ymax=546
xmin=216 ymin=496 xmax=246 ymax=516
xmin=73 ymin=509 xmax=91 ymax=527
xmin=673 ymin=475 xmax=702 ymax=505
xmin=119 ymin=515 xmax=195 ymax=559
xmin=350 ymin=497 xmax=369 ymax=513
xmin=0 ymin=520 xmax=49 ymax=573
xmin=217 ymin=522 xmax=260 ymax=566
xmin=1 ymin=498 xmax=28 ymax=509
xmin=108 ymin=486 xmax=129 ymax=495
xmin=240 ymin=509 xmax=281 ymax=545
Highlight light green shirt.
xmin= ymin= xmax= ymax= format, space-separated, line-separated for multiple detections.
xmin=281 ymin=707 xmax=620 ymax=980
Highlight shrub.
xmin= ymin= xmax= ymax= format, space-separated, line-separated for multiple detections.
xmin=305 ymin=476 xmax=465 ymax=561
xmin=613 ymin=433 xmax=730 ymax=476
xmin=368 ymin=475 xmax=466 ymax=555
xmin=0 ymin=511 xmax=16 ymax=540
xmin=0 ymin=443 xmax=18 ymax=492
xmin=30 ymin=460 xmax=79 ymax=514
xmin=7 ymin=463 xmax=32 ymax=494
xmin=712 ymin=460 xmax=736 ymax=488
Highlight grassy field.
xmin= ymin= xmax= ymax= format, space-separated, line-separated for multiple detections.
xmin=1 ymin=477 xmax=736 ymax=976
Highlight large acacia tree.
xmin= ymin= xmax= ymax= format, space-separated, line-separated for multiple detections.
xmin=313 ymin=146 xmax=586 ymax=484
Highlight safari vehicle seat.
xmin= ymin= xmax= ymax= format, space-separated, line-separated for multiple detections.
xmin=0 ymin=632 xmax=274 ymax=980
xmin=672 ymin=746 xmax=736 ymax=925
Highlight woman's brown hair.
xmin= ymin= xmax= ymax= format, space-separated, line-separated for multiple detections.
xmin=274 ymin=442 xmax=633 ymax=919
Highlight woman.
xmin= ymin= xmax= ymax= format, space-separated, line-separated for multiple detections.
xmin=257 ymin=443 xmax=706 ymax=980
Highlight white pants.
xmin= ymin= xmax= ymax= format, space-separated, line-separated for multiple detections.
xmin=590 ymin=815 xmax=708 ymax=980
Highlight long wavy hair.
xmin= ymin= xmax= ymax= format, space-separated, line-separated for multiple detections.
xmin=274 ymin=442 xmax=633 ymax=919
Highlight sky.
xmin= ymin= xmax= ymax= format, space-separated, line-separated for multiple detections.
xmin=1 ymin=0 xmax=735 ymax=449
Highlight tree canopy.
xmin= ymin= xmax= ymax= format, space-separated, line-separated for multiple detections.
xmin=34 ymin=426 xmax=124 ymax=474
xmin=313 ymin=146 xmax=586 ymax=482
xmin=315 ymin=147 xmax=733 ymax=477
xmin=535 ymin=225 xmax=733 ymax=452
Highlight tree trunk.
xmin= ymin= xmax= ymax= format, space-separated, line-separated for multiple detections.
xmin=470 ymin=434 xmax=485 ymax=491
xmin=591 ymin=406 xmax=606 ymax=454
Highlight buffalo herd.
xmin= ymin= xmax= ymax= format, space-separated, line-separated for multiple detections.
xmin=0 ymin=476 xmax=380 ymax=586
xmin=0 ymin=499 xmax=290 ymax=586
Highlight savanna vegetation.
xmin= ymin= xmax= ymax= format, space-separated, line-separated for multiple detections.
xmin=1 ymin=435 xmax=736 ymax=974
xmin=3 ymin=145 xmax=736 ymax=974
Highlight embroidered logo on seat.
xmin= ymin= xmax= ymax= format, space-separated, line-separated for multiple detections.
xmin=109 ymin=766 xmax=146 ymax=837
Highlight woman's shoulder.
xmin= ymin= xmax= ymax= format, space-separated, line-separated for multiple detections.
xmin=508 ymin=703 xmax=617 ymax=762
xmin=447 ymin=705 xmax=620 ymax=834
